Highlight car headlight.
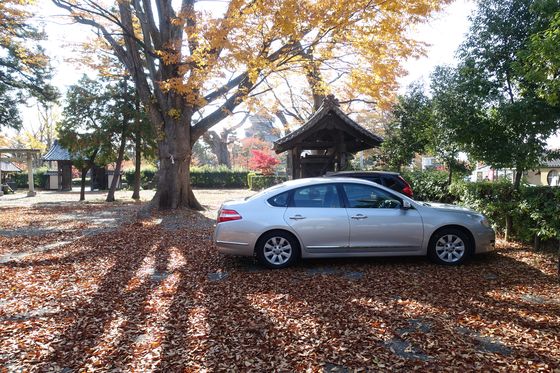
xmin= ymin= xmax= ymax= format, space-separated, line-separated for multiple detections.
xmin=480 ymin=216 xmax=490 ymax=227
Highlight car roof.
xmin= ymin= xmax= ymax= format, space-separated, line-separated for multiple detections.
xmin=325 ymin=171 xmax=400 ymax=176
xmin=246 ymin=176 xmax=414 ymax=204
xmin=281 ymin=177 xmax=378 ymax=187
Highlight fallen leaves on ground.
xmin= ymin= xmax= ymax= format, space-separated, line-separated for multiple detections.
xmin=0 ymin=204 xmax=559 ymax=372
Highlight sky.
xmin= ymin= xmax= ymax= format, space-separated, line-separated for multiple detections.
xmin=15 ymin=0 xmax=560 ymax=148
xmin=398 ymin=0 xmax=475 ymax=90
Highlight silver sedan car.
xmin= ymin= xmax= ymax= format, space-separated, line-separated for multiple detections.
xmin=214 ymin=178 xmax=495 ymax=269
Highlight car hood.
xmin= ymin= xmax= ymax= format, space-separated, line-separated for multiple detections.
xmin=423 ymin=202 xmax=475 ymax=214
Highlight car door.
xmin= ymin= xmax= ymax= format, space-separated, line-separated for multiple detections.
xmin=284 ymin=183 xmax=350 ymax=252
xmin=341 ymin=183 xmax=424 ymax=253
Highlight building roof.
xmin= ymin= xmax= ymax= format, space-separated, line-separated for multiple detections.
xmin=542 ymin=158 xmax=560 ymax=167
xmin=43 ymin=140 xmax=72 ymax=161
xmin=0 ymin=161 xmax=22 ymax=172
xmin=273 ymin=95 xmax=383 ymax=154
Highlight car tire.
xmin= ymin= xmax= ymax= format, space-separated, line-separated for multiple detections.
xmin=428 ymin=228 xmax=472 ymax=266
xmin=256 ymin=231 xmax=300 ymax=269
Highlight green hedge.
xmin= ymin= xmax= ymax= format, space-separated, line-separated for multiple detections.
xmin=449 ymin=180 xmax=517 ymax=234
xmin=248 ymin=174 xmax=287 ymax=191
xmin=191 ymin=169 xmax=248 ymax=188
xmin=516 ymin=186 xmax=560 ymax=243
xmin=123 ymin=166 xmax=158 ymax=189
xmin=452 ymin=182 xmax=560 ymax=243
xmin=123 ymin=166 xmax=250 ymax=189
xmin=13 ymin=167 xmax=48 ymax=188
xmin=403 ymin=170 xmax=560 ymax=243
xmin=403 ymin=170 xmax=454 ymax=202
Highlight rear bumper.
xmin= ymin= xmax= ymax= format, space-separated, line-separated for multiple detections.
xmin=213 ymin=223 xmax=254 ymax=256
xmin=474 ymin=228 xmax=496 ymax=254
xmin=215 ymin=241 xmax=254 ymax=256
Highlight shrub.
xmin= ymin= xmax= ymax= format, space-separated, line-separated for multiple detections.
xmin=449 ymin=180 xmax=517 ymax=234
xmin=191 ymin=167 xmax=249 ymax=188
xmin=248 ymin=174 xmax=286 ymax=191
xmin=123 ymin=166 xmax=158 ymax=189
xmin=516 ymin=186 xmax=560 ymax=244
xmin=247 ymin=171 xmax=258 ymax=190
xmin=123 ymin=165 xmax=250 ymax=189
xmin=402 ymin=170 xmax=454 ymax=202
xmin=13 ymin=167 xmax=48 ymax=189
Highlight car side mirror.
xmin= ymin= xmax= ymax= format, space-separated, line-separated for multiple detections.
xmin=402 ymin=200 xmax=412 ymax=210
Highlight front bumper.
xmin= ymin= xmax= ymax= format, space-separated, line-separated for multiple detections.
xmin=474 ymin=227 xmax=496 ymax=253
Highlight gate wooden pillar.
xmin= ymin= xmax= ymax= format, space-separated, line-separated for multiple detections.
xmin=0 ymin=148 xmax=40 ymax=197
xmin=27 ymin=152 xmax=36 ymax=196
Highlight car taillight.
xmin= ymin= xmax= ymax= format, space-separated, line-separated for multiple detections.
xmin=398 ymin=176 xmax=414 ymax=198
xmin=402 ymin=185 xmax=413 ymax=198
xmin=217 ymin=209 xmax=242 ymax=223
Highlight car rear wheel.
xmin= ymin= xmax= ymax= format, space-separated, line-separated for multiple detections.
xmin=428 ymin=228 xmax=471 ymax=265
xmin=256 ymin=231 xmax=299 ymax=269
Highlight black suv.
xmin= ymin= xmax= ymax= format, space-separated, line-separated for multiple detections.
xmin=324 ymin=171 xmax=414 ymax=198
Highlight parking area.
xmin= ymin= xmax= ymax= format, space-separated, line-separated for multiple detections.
xmin=0 ymin=190 xmax=559 ymax=371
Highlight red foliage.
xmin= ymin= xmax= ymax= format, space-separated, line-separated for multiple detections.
xmin=248 ymin=149 xmax=279 ymax=175
xmin=232 ymin=137 xmax=273 ymax=169
xmin=71 ymin=166 xmax=81 ymax=178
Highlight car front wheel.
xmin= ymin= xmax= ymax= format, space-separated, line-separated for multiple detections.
xmin=428 ymin=228 xmax=471 ymax=265
xmin=256 ymin=231 xmax=299 ymax=269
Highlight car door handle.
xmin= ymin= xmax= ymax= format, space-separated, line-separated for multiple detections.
xmin=289 ymin=215 xmax=306 ymax=220
xmin=351 ymin=214 xmax=368 ymax=220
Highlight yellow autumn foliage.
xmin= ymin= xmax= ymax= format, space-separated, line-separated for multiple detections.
xmin=58 ymin=0 xmax=450 ymax=111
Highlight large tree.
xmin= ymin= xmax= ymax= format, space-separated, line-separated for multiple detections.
xmin=58 ymin=75 xmax=136 ymax=201
xmin=522 ymin=10 xmax=560 ymax=106
xmin=453 ymin=0 xmax=560 ymax=189
xmin=53 ymin=0 xmax=451 ymax=210
xmin=0 ymin=0 xmax=57 ymax=129
xmin=380 ymin=83 xmax=431 ymax=172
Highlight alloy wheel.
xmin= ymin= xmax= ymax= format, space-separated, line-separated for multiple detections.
xmin=435 ymin=234 xmax=465 ymax=263
xmin=263 ymin=236 xmax=292 ymax=265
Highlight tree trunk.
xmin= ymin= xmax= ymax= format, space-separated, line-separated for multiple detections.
xmin=533 ymin=235 xmax=541 ymax=251
xmin=505 ymin=168 xmax=523 ymax=241
xmin=557 ymin=239 xmax=560 ymax=278
xmin=80 ymin=168 xmax=88 ymax=201
xmin=151 ymin=117 xmax=203 ymax=210
xmin=302 ymin=47 xmax=326 ymax=111
xmin=106 ymin=130 xmax=127 ymax=202
xmin=447 ymin=163 xmax=453 ymax=186
xmin=132 ymin=131 xmax=141 ymax=200
xmin=505 ymin=215 xmax=512 ymax=242
xmin=203 ymin=131 xmax=231 ymax=167
xmin=513 ymin=168 xmax=523 ymax=190
xmin=216 ymin=136 xmax=231 ymax=167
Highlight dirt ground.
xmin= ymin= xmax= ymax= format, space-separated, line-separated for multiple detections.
xmin=1 ymin=189 xmax=559 ymax=371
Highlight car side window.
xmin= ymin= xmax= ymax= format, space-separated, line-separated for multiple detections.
xmin=267 ymin=191 xmax=289 ymax=207
xmin=343 ymin=184 xmax=401 ymax=209
xmin=291 ymin=184 xmax=341 ymax=208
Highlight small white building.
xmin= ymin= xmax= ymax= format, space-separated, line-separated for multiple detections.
xmin=421 ymin=156 xmax=443 ymax=170
xmin=470 ymin=166 xmax=515 ymax=182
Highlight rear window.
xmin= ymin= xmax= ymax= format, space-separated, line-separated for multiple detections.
xmin=267 ymin=191 xmax=289 ymax=207
xmin=363 ymin=176 xmax=382 ymax=184
xmin=384 ymin=176 xmax=406 ymax=189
